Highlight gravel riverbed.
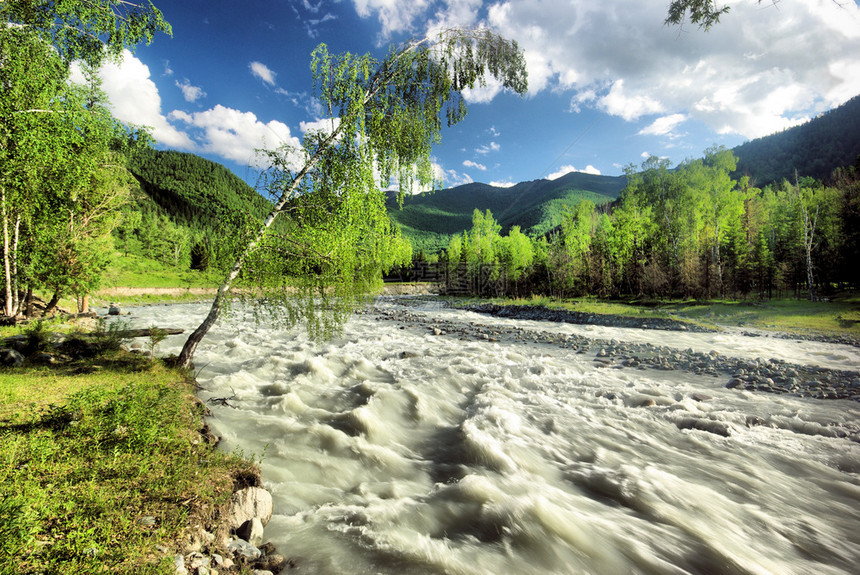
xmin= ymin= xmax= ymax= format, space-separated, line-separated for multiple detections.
xmin=363 ymin=298 xmax=860 ymax=405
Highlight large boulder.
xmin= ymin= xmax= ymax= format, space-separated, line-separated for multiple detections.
xmin=226 ymin=487 xmax=273 ymax=530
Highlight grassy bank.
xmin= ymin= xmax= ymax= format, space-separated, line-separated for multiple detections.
xmin=103 ymin=253 xmax=221 ymax=291
xmin=464 ymin=294 xmax=860 ymax=338
xmin=0 ymin=337 xmax=253 ymax=573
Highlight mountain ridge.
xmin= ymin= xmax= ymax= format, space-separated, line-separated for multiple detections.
xmin=389 ymin=94 xmax=860 ymax=253
xmin=126 ymin=93 xmax=860 ymax=257
xmin=386 ymin=171 xmax=627 ymax=253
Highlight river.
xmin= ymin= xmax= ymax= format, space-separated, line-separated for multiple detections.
xmin=123 ymin=297 xmax=860 ymax=575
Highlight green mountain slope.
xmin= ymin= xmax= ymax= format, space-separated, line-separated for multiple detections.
xmin=112 ymin=149 xmax=275 ymax=275
xmin=128 ymin=148 xmax=272 ymax=229
xmin=388 ymin=171 xmax=627 ymax=253
xmin=733 ymin=94 xmax=860 ymax=185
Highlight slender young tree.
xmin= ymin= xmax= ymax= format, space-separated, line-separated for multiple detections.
xmin=176 ymin=28 xmax=528 ymax=368
xmin=794 ymin=174 xmax=820 ymax=301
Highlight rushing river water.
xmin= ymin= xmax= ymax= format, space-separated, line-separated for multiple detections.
xmin=123 ymin=297 xmax=860 ymax=575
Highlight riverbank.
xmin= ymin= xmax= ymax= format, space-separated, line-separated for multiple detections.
xmin=0 ymin=327 xmax=283 ymax=573
xmin=461 ymin=301 xmax=860 ymax=348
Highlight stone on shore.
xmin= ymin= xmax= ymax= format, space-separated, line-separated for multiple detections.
xmin=236 ymin=517 xmax=265 ymax=546
xmin=227 ymin=537 xmax=261 ymax=561
xmin=227 ymin=487 xmax=273 ymax=530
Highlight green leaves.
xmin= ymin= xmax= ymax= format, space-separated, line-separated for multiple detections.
xmin=1 ymin=0 xmax=172 ymax=66
xmin=665 ymin=0 xmax=731 ymax=30
xmin=0 ymin=9 xmax=160 ymax=314
xmin=309 ymin=28 xmax=527 ymax=201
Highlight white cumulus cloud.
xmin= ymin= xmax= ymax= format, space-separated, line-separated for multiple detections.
xmin=73 ymin=50 xmax=193 ymax=149
xmin=349 ymin=0 xmax=860 ymax=139
xmin=300 ymin=117 xmax=341 ymax=136
xmin=476 ymin=141 xmax=500 ymax=154
xmin=639 ymin=113 xmax=688 ymax=137
xmin=546 ymin=164 xmax=601 ymax=180
xmin=352 ymin=0 xmax=433 ymax=38
xmin=250 ymin=61 xmax=277 ymax=86
xmin=169 ymin=105 xmax=302 ymax=168
xmin=463 ymin=159 xmax=487 ymax=171
xmin=175 ymin=78 xmax=206 ymax=103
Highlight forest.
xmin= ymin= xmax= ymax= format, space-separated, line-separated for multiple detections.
xmin=734 ymin=95 xmax=860 ymax=185
xmin=435 ymin=148 xmax=860 ymax=301
xmin=119 ymin=149 xmax=273 ymax=272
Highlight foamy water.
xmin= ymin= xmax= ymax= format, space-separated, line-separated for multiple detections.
xmin=123 ymin=298 xmax=860 ymax=575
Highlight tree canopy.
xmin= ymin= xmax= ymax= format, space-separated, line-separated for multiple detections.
xmin=0 ymin=0 xmax=171 ymax=65
xmin=1 ymin=0 xmax=170 ymax=316
xmin=176 ymin=28 xmax=529 ymax=368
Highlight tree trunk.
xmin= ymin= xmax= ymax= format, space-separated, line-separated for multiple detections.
xmin=43 ymin=290 xmax=61 ymax=316
xmin=176 ymin=279 xmax=230 ymax=369
xmin=804 ymin=242 xmax=816 ymax=302
xmin=795 ymin=176 xmax=818 ymax=302
xmin=2 ymin=187 xmax=12 ymax=317
xmin=24 ymin=286 xmax=34 ymax=317
xmin=11 ymin=216 xmax=20 ymax=316
xmin=176 ymin=125 xmax=347 ymax=369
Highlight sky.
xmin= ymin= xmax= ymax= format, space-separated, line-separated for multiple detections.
xmin=84 ymin=0 xmax=860 ymax=189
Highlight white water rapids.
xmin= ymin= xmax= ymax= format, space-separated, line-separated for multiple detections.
xmin=122 ymin=298 xmax=860 ymax=575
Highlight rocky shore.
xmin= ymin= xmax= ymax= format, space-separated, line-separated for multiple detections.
xmin=172 ymin=479 xmax=287 ymax=575
xmin=464 ymin=303 xmax=716 ymax=333
xmin=364 ymin=299 xmax=860 ymax=405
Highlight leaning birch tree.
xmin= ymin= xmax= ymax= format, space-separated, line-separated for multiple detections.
xmin=175 ymin=28 xmax=528 ymax=368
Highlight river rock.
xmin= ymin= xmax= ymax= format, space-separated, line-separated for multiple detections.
xmin=254 ymin=553 xmax=287 ymax=572
xmin=29 ymin=351 xmax=59 ymax=365
xmin=676 ymin=418 xmax=731 ymax=437
xmin=228 ymin=538 xmax=262 ymax=561
xmin=227 ymin=487 xmax=273 ymax=530
xmin=213 ymin=553 xmax=233 ymax=569
xmin=186 ymin=552 xmax=210 ymax=572
xmin=174 ymin=554 xmax=188 ymax=575
xmin=236 ymin=517 xmax=265 ymax=546
xmin=625 ymin=395 xmax=656 ymax=407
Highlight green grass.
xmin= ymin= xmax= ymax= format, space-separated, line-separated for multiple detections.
xmin=456 ymin=294 xmax=860 ymax=338
xmin=103 ymin=252 xmax=220 ymax=290
xmin=661 ymin=296 xmax=860 ymax=336
xmin=0 ymin=345 xmax=253 ymax=573
xmin=469 ymin=295 xmax=675 ymax=319
xmin=90 ymin=290 xmax=215 ymax=309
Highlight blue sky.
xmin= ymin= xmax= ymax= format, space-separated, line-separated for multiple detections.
xmin=84 ymin=0 xmax=860 ymax=188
